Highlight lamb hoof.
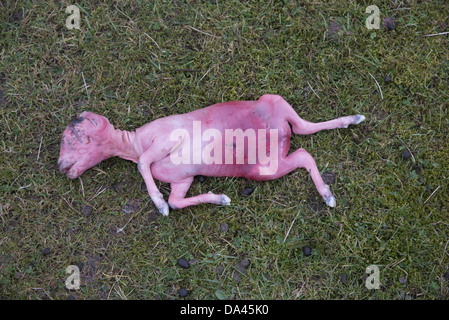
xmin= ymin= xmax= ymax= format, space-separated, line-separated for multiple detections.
xmin=355 ymin=114 xmax=366 ymax=125
xmin=158 ymin=203 xmax=169 ymax=216
xmin=221 ymin=195 xmax=231 ymax=206
xmin=325 ymin=196 xmax=336 ymax=208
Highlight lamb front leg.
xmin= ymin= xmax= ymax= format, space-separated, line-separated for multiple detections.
xmin=168 ymin=178 xmax=231 ymax=210
xmin=138 ymin=160 xmax=169 ymax=215
xmin=137 ymin=137 xmax=174 ymax=217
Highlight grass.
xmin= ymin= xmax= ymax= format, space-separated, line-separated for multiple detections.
xmin=1 ymin=0 xmax=448 ymax=300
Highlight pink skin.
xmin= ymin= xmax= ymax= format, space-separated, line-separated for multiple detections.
xmin=58 ymin=94 xmax=365 ymax=216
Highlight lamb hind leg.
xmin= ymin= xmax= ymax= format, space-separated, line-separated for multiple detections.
xmin=289 ymin=114 xmax=366 ymax=135
xmin=273 ymin=96 xmax=365 ymax=134
xmin=267 ymin=148 xmax=336 ymax=207
xmin=168 ymin=178 xmax=231 ymax=210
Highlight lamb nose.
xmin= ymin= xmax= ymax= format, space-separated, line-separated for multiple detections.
xmin=58 ymin=159 xmax=71 ymax=173
xmin=58 ymin=160 xmax=65 ymax=173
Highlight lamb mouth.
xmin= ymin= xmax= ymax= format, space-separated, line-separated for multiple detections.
xmin=58 ymin=160 xmax=76 ymax=174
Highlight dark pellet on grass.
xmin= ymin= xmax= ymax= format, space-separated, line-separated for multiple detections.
xmin=42 ymin=247 xmax=51 ymax=256
xmin=302 ymin=246 xmax=312 ymax=256
xmin=10 ymin=9 xmax=24 ymax=22
xmin=178 ymin=288 xmax=188 ymax=297
xmin=177 ymin=258 xmax=190 ymax=269
xmin=384 ymin=75 xmax=392 ymax=83
xmin=242 ymin=187 xmax=254 ymax=196
xmin=382 ymin=17 xmax=396 ymax=30
xmin=402 ymin=149 xmax=412 ymax=160
xmin=197 ymin=175 xmax=206 ymax=183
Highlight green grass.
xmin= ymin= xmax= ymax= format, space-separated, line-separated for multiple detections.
xmin=1 ymin=0 xmax=448 ymax=299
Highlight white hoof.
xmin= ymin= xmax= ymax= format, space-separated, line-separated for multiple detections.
xmin=355 ymin=114 xmax=366 ymax=125
xmin=221 ymin=195 xmax=231 ymax=206
xmin=325 ymin=196 xmax=336 ymax=208
xmin=158 ymin=202 xmax=169 ymax=216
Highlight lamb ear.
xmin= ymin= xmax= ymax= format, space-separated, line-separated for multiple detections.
xmin=79 ymin=111 xmax=109 ymax=131
xmin=79 ymin=111 xmax=91 ymax=118
xmin=86 ymin=117 xmax=99 ymax=127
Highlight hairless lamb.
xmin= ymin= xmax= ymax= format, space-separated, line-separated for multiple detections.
xmin=58 ymin=94 xmax=365 ymax=216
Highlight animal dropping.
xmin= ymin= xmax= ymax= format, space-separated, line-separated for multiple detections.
xmin=58 ymin=94 xmax=365 ymax=216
